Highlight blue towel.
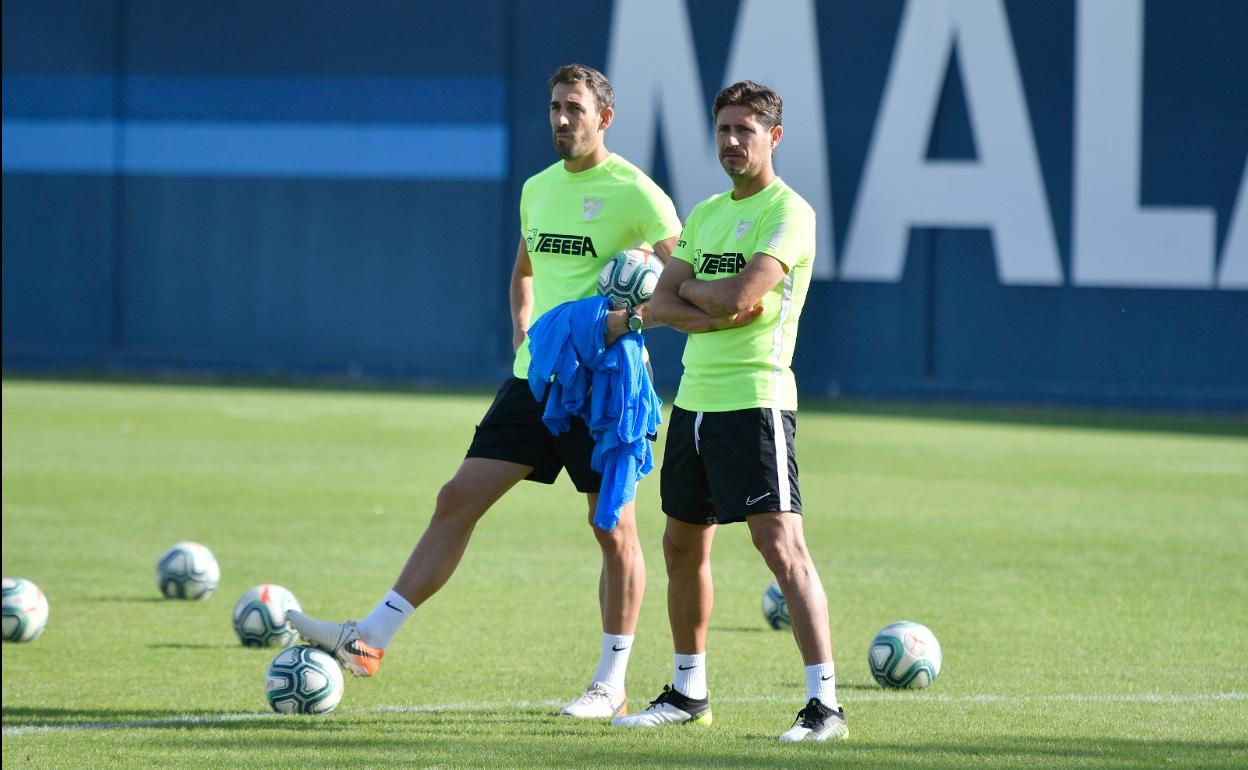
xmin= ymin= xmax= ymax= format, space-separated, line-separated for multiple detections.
xmin=527 ymin=296 xmax=663 ymax=531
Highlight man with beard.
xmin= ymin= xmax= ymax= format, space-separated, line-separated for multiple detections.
xmin=291 ymin=64 xmax=681 ymax=720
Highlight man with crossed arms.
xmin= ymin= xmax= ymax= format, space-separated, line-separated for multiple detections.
xmin=614 ymin=80 xmax=847 ymax=742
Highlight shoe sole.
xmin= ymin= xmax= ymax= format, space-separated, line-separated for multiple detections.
xmin=340 ymin=649 xmax=383 ymax=677
xmin=690 ymin=710 xmax=713 ymax=726
xmin=614 ymin=710 xmax=712 ymax=728
xmin=342 ymin=659 xmax=380 ymax=677
xmin=560 ymin=696 xmax=628 ymax=719
xmin=780 ymin=724 xmax=849 ymax=742
xmin=818 ymin=724 xmax=849 ymax=741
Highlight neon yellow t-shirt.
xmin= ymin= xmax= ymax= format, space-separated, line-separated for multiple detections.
xmin=515 ymin=154 xmax=682 ymax=378
xmin=672 ymin=177 xmax=816 ymax=411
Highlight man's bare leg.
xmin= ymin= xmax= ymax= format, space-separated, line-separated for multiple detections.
xmin=290 ymin=457 xmax=531 ymax=675
xmin=562 ymin=496 xmax=646 ymax=718
xmin=587 ymin=496 xmax=645 ymax=635
xmin=392 ymin=458 xmax=533 ymax=606
xmin=748 ymin=511 xmax=845 ymax=742
xmin=610 ymin=517 xmax=716 ymax=727
xmin=746 ymin=512 xmax=832 ymax=664
xmin=663 ymin=518 xmax=716 ymax=655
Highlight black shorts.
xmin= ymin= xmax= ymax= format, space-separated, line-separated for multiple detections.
xmin=465 ymin=378 xmax=601 ymax=493
xmin=660 ymin=405 xmax=801 ymax=525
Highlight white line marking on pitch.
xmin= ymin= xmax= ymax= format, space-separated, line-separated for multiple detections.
xmin=4 ymin=692 xmax=1244 ymax=736
xmin=2 ymin=712 xmax=278 ymax=737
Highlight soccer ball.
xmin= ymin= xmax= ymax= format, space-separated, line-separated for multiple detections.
xmin=2 ymin=577 xmax=49 ymax=643
xmin=762 ymin=579 xmax=791 ymax=630
xmin=266 ymin=645 xmax=345 ymax=715
xmin=868 ymin=621 xmax=942 ymax=689
xmin=233 ymin=584 xmax=302 ymax=648
xmin=156 ymin=541 xmax=220 ymax=600
xmin=598 ymin=248 xmax=663 ymax=310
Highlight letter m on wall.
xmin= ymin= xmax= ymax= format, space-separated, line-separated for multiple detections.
xmin=607 ymin=0 xmax=836 ymax=279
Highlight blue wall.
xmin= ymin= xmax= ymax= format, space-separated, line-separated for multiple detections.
xmin=4 ymin=0 xmax=1246 ymax=410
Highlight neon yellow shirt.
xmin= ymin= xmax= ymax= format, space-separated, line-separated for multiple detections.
xmin=515 ymin=154 xmax=681 ymax=378
xmin=672 ymin=177 xmax=816 ymax=411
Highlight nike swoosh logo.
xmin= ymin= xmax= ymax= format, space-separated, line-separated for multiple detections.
xmin=612 ymin=645 xmax=630 ymax=652
xmin=745 ymin=492 xmax=772 ymax=506
xmin=345 ymin=640 xmax=381 ymax=660
xmin=821 ymin=675 xmax=834 ymax=681
xmin=677 ymin=664 xmax=698 ymax=671
xmin=384 ymin=600 xmax=404 ymax=613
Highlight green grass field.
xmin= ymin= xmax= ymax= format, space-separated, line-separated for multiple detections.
xmin=3 ymin=379 xmax=1246 ymax=769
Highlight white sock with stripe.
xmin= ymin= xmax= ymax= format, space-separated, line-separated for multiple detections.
xmin=674 ymin=652 xmax=707 ymax=700
xmin=356 ymin=590 xmax=414 ymax=649
xmin=805 ymin=661 xmax=837 ymax=707
xmin=591 ymin=633 xmax=633 ymax=691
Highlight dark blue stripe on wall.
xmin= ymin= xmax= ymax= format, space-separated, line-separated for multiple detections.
xmin=2 ymin=75 xmax=118 ymax=119
xmin=2 ymin=74 xmax=505 ymax=122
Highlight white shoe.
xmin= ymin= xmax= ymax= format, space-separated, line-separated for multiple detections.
xmin=560 ymin=681 xmax=627 ymax=718
xmin=287 ymin=610 xmax=384 ymax=677
xmin=778 ymin=698 xmax=848 ymax=742
xmin=612 ymin=685 xmax=712 ymax=728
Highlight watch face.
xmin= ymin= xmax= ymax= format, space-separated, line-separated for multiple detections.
xmin=628 ymin=314 xmax=643 ymax=332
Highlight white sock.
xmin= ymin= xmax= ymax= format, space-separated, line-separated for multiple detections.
xmin=805 ymin=661 xmax=837 ymax=707
xmin=673 ymin=652 xmax=707 ymax=700
xmin=591 ymin=633 xmax=634 ymax=691
xmin=356 ymin=590 xmax=414 ymax=649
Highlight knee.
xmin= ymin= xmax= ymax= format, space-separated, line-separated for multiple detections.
xmin=662 ymin=531 xmax=704 ymax=575
xmin=433 ymin=479 xmax=484 ymax=524
xmin=593 ymin=519 xmax=640 ymax=557
xmin=753 ymin=531 xmax=805 ymax=576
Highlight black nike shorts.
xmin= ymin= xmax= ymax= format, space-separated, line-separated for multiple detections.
xmin=465 ymin=377 xmax=601 ymax=493
xmin=660 ymin=405 xmax=801 ymax=525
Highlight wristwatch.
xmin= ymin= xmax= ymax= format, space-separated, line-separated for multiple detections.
xmin=627 ymin=311 xmax=644 ymax=333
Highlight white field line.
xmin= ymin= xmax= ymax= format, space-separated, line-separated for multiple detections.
xmin=4 ymin=692 xmax=1245 ymax=737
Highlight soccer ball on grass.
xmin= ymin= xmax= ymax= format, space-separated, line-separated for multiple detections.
xmin=598 ymin=248 xmax=663 ymax=310
xmin=233 ymin=584 xmax=302 ymax=648
xmin=868 ymin=621 xmax=942 ymax=689
xmin=266 ymin=645 xmax=345 ymax=714
xmin=762 ymin=579 xmax=791 ymax=630
xmin=2 ymin=577 xmax=49 ymax=642
xmin=156 ymin=541 xmax=220 ymax=600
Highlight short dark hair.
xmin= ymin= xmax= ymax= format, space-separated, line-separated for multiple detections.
xmin=712 ymin=80 xmax=783 ymax=129
xmin=548 ymin=64 xmax=615 ymax=111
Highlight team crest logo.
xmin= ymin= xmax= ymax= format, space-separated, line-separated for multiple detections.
xmin=735 ymin=220 xmax=753 ymax=239
xmin=583 ymin=197 xmax=605 ymax=221
xmin=524 ymin=228 xmax=538 ymax=250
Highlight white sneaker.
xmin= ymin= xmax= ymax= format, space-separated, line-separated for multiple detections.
xmin=778 ymin=698 xmax=848 ymax=742
xmin=560 ymin=681 xmax=627 ymax=718
xmin=287 ymin=610 xmax=384 ymax=677
xmin=612 ymin=685 xmax=712 ymax=728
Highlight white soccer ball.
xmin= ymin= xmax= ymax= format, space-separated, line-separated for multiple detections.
xmin=266 ymin=645 xmax=345 ymax=715
xmin=233 ymin=584 xmax=302 ymax=648
xmin=2 ymin=577 xmax=50 ymax=643
xmin=868 ymin=621 xmax=942 ymax=689
xmin=156 ymin=541 xmax=220 ymax=600
xmin=597 ymin=248 xmax=663 ymax=310
xmin=762 ymin=579 xmax=791 ymax=630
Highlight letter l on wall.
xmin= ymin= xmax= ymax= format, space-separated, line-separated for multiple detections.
xmin=608 ymin=0 xmax=836 ymax=279
xmin=1073 ymin=0 xmax=1216 ymax=288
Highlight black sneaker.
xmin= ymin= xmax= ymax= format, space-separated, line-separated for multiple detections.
xmin=778 ymin=697 xmax=848 ymax=742
xmin=612 ymin=685 xmax=712 ymax=727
